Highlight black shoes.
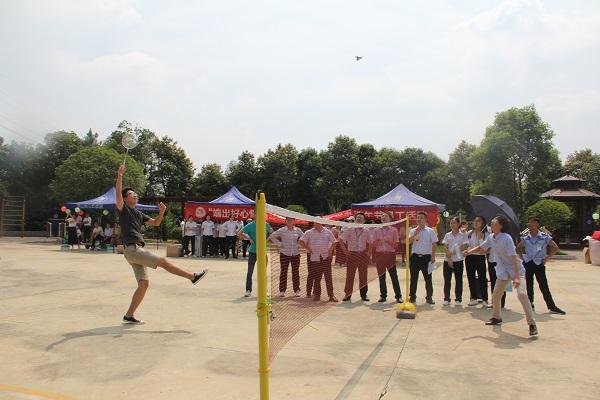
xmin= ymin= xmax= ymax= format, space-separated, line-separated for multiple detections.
xmin=342 ymin=296 xmax=351 ymax=302
xmin=550 ymin=307 xmax=566 ymax=315
xmin=485 ymin=318 xmax=503 ymax=325
xmin=529 ymin=324 xmax=538 ymax=336
xmin=361 ymin=296 xmax=370 ymax=302
xmin=378 ymin=297 xmax=386 ymax=303
xmin=123 ymin=315 xmax=145 ymax=325
xmin=191 ymin=269 xmax=208 ymax=284
xmin=425 ymin=297 xmax=435 ymax=305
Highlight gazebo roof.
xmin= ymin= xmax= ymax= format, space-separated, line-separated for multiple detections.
xmin=541 ymin=175 xmax=600 ymax=199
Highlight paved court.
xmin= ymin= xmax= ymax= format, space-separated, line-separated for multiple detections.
xmin=1 ymin=238 xmax=599 ymax=400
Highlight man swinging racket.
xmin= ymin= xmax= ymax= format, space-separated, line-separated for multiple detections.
xmin=116 ymin=164 xmax=207 ymax=324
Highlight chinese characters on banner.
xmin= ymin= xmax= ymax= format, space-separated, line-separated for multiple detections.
xmin=184 ymin=204 xmax=255 ymax=222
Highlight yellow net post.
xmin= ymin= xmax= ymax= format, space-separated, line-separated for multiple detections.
xmin=255 ymin=192 xmax=270 ymax=400
xmin=396 ymin=216 xmax=416 ymax=318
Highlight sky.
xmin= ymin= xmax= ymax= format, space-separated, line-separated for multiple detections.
xmin=1 ymin=0 xmax=599 ymax=170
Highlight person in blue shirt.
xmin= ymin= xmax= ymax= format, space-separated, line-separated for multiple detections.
xmin=238 ymin=219 xmax=272 ymax=297
xmin=517 ymin=217 xmax=565 ymax=315
xmin=465 ymin=214 xmax=537 ymax=337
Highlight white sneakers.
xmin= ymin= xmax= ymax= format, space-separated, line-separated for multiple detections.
xmin=468 ymin=300 xmax=479 ymax=306
xmin=294 ymin=291 xmax=301 ymax=297
xmin=244 ymin=290 xmax=251 ymax=297
xmin=443 ymin=300 xmax=450 ymax=306
xmin=455 ymin=301 xmax=462 ymax=306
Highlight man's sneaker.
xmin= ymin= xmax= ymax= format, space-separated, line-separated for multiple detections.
xmin=378 ymin=297 xmax=386 ymax=303
xmin=485 ymin=317 xmax=502 ymax=326
xmin=529 ymin=324 xmax=538 ymax=336
xmin=468 ymin=299 xmax=478 ymax=306
xmin=123 ymin=315 xmax=145 ymax=325
xmin=550 ymin=307 xmax=566 ymax=315
xmin=244 ymin=290 xmax=251 ymax=297
xmin=191 ymin=269 xmax=208 ymax=285
xmin=477 ymin=299 xmax=483 ymax=303
xmin=278 ymin=292 xmax=285 ymax=298
xmin=361 ymin=296 xmax=370 ymax=302
xmin=455 ymin=300 xmax=462 ymax=306
xmin=396 ymin=297 xmax=404 ymax=303
xmin=443 ymin=300 xmax=450 ymax=306
xmin=294 ymin=291 xmax=301 ymax=297
xmin=482 ymin=301 xmax=489 ymax=308
xmin=342 ymin=296 xmax=351 ymax=302
xmin=328 ymin=296 xmax=338 ymax=302
xmin=426 ymin=297 xmax=435 ymax=305
xmin=531 ymin=303 xmax=535 ymax=310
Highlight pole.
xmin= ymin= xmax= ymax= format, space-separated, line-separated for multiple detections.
xmin=405 ymin=217 xmax=411 ymax=300
xmin=396 ymin=216 xmax=416 ymax=318
xmin=255 ymin=192 xmax=269 ymax=400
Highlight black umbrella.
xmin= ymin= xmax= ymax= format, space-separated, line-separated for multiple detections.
xmin=470 ymin=195 xmax=521 ymax=241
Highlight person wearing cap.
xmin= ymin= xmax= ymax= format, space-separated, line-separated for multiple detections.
xmin=339 ymin=213 xmax=372 ymax=302
xmin=269 ymin=217 xmax=303 ymax=297
xmin=299 ymin=222 xmax=338 ymax=302
xmin=517 ymin=217 xmax=565 ymax=315
xmin=408 ymin=211 xmax=438 ymax=304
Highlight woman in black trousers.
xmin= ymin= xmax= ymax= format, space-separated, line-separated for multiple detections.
xmin=465 ymin=216 xmax=489 ymax=307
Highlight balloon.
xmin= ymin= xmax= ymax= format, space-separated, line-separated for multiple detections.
xmin=75 ymin=207 xmax=81 ymax=213
xmin=60 ymin=206 xmax=67 ymax=212
xmin=103 ymin=210 xmax=109 ymax=215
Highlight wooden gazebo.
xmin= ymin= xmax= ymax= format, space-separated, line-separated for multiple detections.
xmin=541 ymin=175 xmax=600 ymax=244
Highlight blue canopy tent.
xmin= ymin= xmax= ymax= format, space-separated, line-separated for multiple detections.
xmin=352 ymin=184 xmax=444 ymax=225
xmin=208 ymin=186 xmax=255 ymax=205
xmin=66 ymin=187 xmax=159 ymax=212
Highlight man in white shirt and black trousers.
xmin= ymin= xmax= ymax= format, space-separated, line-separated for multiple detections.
xmin=222 ymin=214 xmax=239 ymax=259
xmin=409 ymin=211 xmax=438 ymax=304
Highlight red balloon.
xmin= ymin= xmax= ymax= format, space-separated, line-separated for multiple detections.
xmin=61 ymin=206 xmax=67 ymax=212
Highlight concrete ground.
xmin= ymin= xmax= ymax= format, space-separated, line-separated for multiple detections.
xmin=1 ymin=238 xmax=599 ymax=400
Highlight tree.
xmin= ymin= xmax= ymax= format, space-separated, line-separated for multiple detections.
xmin=256 ymin=144 xmax=299 ymax=206
xmin=564 ymin=149 xmax=600 ymax=195
xmin=397 ymin=147 xmax=445 ymax=193
xmin=295 ymin=148 xmax=325 ymax=213
xmin=525 ymin=200 xmax=573 ymax=233
xmin=320 ymin=136 xmax=360 ymax=212
xmin=104 ymin=120 xmax=157 ymax=181
xmin=226 ymin=151 xmax=258 ymax=197
xmin=471 ymin=105 xmax=562 ymax=217
xmin=445 ymin=140 xmax=477 ymax=213
xmin=82 ymin=128 xmax=101 ymax=147
xmin=50 ymin=147 xmax=145 ymax=203
xmin=146 ymin=136 xmax=195 ymax=197
xmin=190 ymin=163 xmax=228 ymax=197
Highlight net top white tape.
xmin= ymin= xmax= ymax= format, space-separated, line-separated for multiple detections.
xmin=266 ymin=204 xmax=406 ymax=229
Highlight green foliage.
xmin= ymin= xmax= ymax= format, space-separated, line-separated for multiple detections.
xmin=564 ymin=149 xmax=600 ymax=195
xmin=286 ymin=204 xmax=307 ymax=214
xmin=50 ymin=147 xmax=145 ymax=203
xmin=525 ymin=200 xmax=573 ymax=232
xmin=104 ymin=121 xmax=194 ymax=197
xmin=257 ymin=144 xmax=299 ymax=206
xmin=226 ymin=151 xmax=258 ymax=196
xmin=191 ymin=163 xmax=228 ymax=197
xmin=147 ymin=136 xmax=194 ymax=196
xmin=470 ymin=105 xmax=562 ymax=216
